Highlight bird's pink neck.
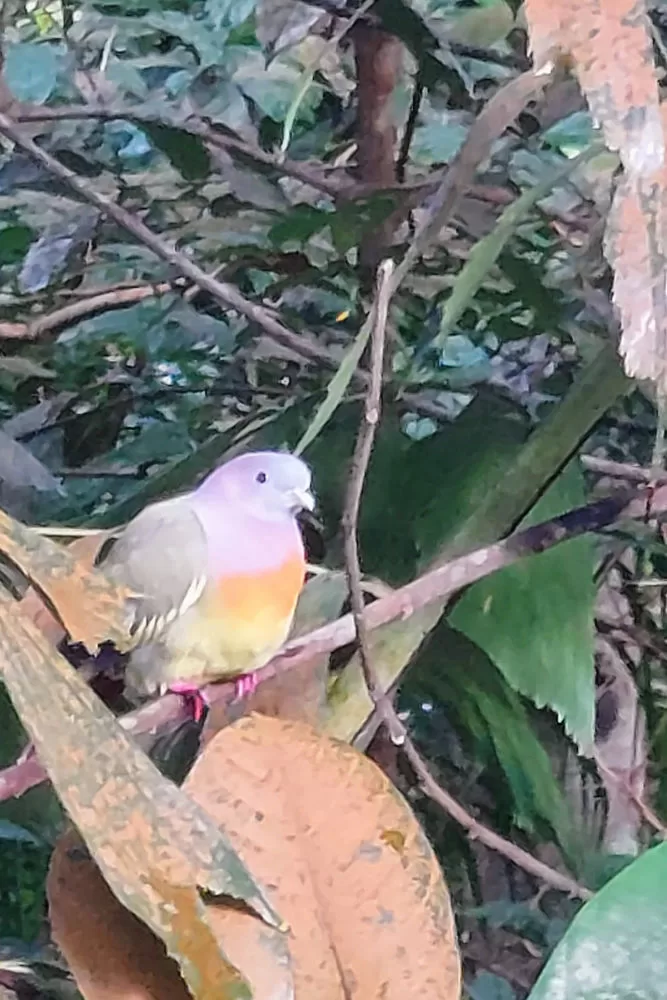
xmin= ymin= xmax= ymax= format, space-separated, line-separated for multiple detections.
xmin=190 ymin=493 xmax=304 ymax=575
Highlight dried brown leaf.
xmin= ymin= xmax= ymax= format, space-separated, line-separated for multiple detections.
xmin=49 ymin=830 xmax=192 ymax=1000
xmin=525 ymin=2 xmax=667 ymax=390
xmin=0 ymin=604 xmax=287 ymax=1000
xmin=604 ymin=107 xmax=667 ymax=388
xmin=0 ymin=509 xmax=128 ymax=649
xmin=525 ymin=0 xmax=663 ymax=180
xmin=48 ymin=714 xmax=460 ymax=999
xmin=189 ymin=714 xmax=460 ymax=999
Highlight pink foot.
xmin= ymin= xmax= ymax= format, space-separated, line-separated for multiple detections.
xmin=234 ymin=671 xmax=260 ymax=701
xmin=169 ymin=680 xmax=209 ymax=723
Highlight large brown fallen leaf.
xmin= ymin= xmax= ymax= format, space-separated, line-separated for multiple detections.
xmin=0 ymin=510 xmax=128 ymax=649
xmin=0 ymin=600 xmax=287 ymax=1000
xmin=50 ymin=713 xmax=461 ymax=999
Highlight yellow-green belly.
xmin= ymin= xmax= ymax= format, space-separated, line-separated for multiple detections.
xmin=162 ymin=555 xmax=305 ymax=682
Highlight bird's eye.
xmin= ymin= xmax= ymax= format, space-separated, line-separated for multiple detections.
xmin=256 ymin=471 xmax=267 ymax=484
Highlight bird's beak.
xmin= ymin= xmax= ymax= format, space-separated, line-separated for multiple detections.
xmin=289 ymin=487 xmax=315 ymax=513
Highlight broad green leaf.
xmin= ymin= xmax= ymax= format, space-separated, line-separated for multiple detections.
xmin=410 ymin=624 xmax=574 ymax=851
xmin=449 ymin=461 xmax=596 ymax=751
xmin=412 ymin=121 xmax=468 ymax=165
xmin=528 ymin=843 xmax=667 ymax=1000
xmin=4 ymin=43 xmax=59 ymax=104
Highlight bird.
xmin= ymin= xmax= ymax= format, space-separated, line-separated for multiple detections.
xmin=99 ymin=450 xmax=314 ymax=717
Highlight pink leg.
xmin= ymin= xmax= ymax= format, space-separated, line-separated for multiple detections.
xmin=169 ymin=680 xmax=209 ymax=723
xmin=233 ymin=671 xmax=260 ymax=701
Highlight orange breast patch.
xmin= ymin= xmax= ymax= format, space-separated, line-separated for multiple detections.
xmin=213 ymin=553 xmax=306 ymax=622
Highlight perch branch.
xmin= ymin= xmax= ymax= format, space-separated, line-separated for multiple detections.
xmin=3 ymin=481 xmax=667 ymax=802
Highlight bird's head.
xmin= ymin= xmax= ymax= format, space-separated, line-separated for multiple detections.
xmin=196 ymin=450 xmax=315 ymax=521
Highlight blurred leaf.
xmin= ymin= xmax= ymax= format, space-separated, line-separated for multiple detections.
xmin=412 ymin=624 xmax=574 ymax=849
xmin=256 ymin=0 xmax=322 ymax=56
xmin=143 ymin=10 xmax=227 ymax=65
xmin=528 ymin=842 xmax=667 ymax=1000
xmin=295 ymin=316 xmax=372 ymax=456
xmin=0 ymin=224 xmax=34 ymax=264
xmin=0 ymin=507 xmax=128 ymax=650
xmin=0 ymin=357 xmax=56 ymax=380
xmin=4 ymin=43 xmax=59 ymax=104
xmin=142 ymin=123 xmax=212 ymax=181
xmin=432 ymin=144 xmax=599 ymax=351
xmin=449 ymin=461 xmax=596 ymax=751
xmin=18 ymin=211 xmax=98 ymax=295
xmin=0 ymin=428 xmax=63 ymax=494
xmin=445 ymin=1 xmax=514 ymax=47
xmin=468 ymin=971 xmax=517 ymax=1000
xmin=0 ymin=819 xmax=42 ymax=846
xmin=205 ymin=0 xmax=256 ymax=29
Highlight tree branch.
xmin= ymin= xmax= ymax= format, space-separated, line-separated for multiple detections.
xmin=3 ymin=479 xmax=667 ymax=802
xmin=0 ymin=111 xmax=337 ymax=371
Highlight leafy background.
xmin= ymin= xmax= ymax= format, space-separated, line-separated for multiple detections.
xmin=0 ymin=0 xmax=666 ymax=997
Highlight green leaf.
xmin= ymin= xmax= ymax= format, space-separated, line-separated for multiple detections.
xmin=269 ymin=205 xmax=333 ymax=246
xmin=205 ymin=0 xmax=256 ymax=30
xmin=294 ymin=319 xmax=372 ymax=457
xmin=0 ymin=225 xmax=33 ymax=265
xmin=528 ymin=843 xmax=667 ymax=1000
xmin=449 ymin=461 xmax=596 ymax=751
xmin=4 ymin=43 xmax=59 ymax=104
xmin=412 ymin=625 xmax=573 ymax=849
xmin=469 ymin=972 xmax=517 ymax=1000
xmin=142 ymin=123 xmax=212 ymax=181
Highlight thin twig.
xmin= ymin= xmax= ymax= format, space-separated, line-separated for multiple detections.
xmin=342 ymin=258 xmax=401 ymax=739
xmin=594 ymin=750 xmax=667 ymax=838
xmin=402 ymin=734 xmax=592 ymax=898
xmin=0 ymin=283 xmax=175 ymax=341
xmin=581 ymin=454 xmax=667 ymax=485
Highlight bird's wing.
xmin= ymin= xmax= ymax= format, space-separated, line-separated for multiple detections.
xmin=100 ymin=495 xmax=209 ymax=646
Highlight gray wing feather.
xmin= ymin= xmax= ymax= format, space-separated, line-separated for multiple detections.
xmin=101 ymin=496 xmax=208 ymax=646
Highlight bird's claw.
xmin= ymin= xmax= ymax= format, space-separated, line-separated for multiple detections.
xmin=234 ymin=672 xmax=259 ymax=701
xmin=168 ymin=680 xmax=209 ymax=723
